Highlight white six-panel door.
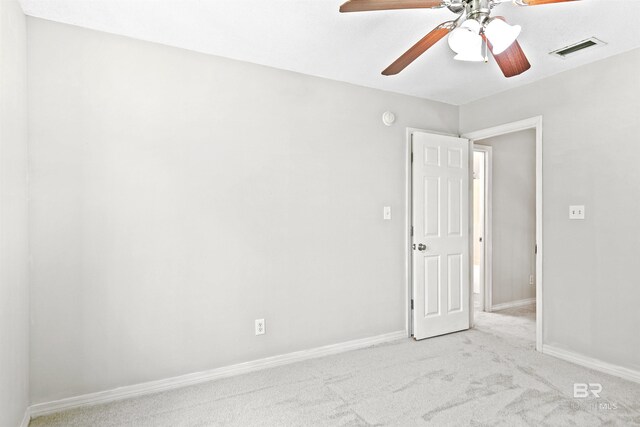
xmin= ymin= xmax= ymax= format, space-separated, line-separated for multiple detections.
xmin=412 ymin=132 xmax=470 ymax=340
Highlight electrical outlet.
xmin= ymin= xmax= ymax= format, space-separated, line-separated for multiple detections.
xmin=255 ymin=319 xmax=265 ymax=335
xmin=529 ymin=275 xmax=534 ymax=285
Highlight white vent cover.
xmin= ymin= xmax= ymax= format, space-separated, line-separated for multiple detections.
xmin=550 ymin=37 xmax=607 ymax=59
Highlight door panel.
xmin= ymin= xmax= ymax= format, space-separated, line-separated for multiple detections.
xmin=448 ymin=178 xmax=462 ymax=236
xmin=424 ymin=255 xmax=440 ymax=317
xmin=424 ymin=177 xmax=440 ymax=237
xmin=413 ymin=132 xmax=470 ymax=340
xmin=448 ymin=254 xmax=462 ymax=313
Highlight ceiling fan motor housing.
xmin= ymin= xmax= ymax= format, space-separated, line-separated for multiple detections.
xmin=466 ymin=0 xmax=493 ymax=24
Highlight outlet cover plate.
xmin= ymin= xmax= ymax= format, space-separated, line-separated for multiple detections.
xmin=255 ymin=319 xmax=265 ymax=335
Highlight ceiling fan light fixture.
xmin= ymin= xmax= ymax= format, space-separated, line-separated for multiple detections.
xmin=484 ymin=18 xmax=522 ymax=55
xmin=448 ymin=19 xmax=482 ymax=54
xmin=454 ymin=38 xmax=485 ymax=62
xmin=448 ymin=19 xmax=484 ymax=62
xmin=340 ymin=0 xmax=573 ymax=78
xmin=461 ymin=18 xmax=482 ymax=34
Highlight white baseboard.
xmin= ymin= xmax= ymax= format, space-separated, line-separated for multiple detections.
xmin=543 ymin=345 xmax=640 ymax=385
xmin=20 ymin=407 xmax=30 ymax=427
xmin=29 ymin=330 xmax=407 ymax=418
xmin=490 ymin=297 xmax=535 ymax=312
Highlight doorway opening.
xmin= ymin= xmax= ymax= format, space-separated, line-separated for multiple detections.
xmin=468 ymin=125 xmax=539 ymax=347
xmin=463 ymin=116 xmax=544 ymax=352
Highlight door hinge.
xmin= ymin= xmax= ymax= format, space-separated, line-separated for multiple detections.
xmin=411 ymin=152 xmax=414 ymax=163
xmin=411 ymin=226 xmax=414 ymax=236
xmin=411 ymin=299 xmax=414 ymax=310
xmin=535 ymin=244 xmax=538 ymax=255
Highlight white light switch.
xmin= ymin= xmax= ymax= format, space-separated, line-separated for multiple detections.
xmin=383 ymin=206 xmax=391 ymax=220
xmin=569 ymin=205 xmax=585 ymax=220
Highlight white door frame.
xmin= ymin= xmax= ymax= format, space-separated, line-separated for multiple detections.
xmin=473 ymin=146 xmax=493 ymax=313
xmin=462 ymin=116 xmax=544 ymax=352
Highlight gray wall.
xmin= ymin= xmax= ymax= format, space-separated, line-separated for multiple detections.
xmin=477 ymin=130 xmax=536 ymax=307
xmin=0 ymin=0 xmax=30 ymax=425
xmin=27 ymin=18 xmax=459 ymax=403
xmin=461 ymin=48 xmax=640 ymax=372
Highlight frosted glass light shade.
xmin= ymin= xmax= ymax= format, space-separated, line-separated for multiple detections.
xmin=485 ymin=18 xmax=521 ymax=55
xmin=454 ymin=38 xmax=484 ymax=62
xmin=448 ymin=19 xmax=482 ymax=54
xmin=449 ymin=20 xmax=484 ymax=62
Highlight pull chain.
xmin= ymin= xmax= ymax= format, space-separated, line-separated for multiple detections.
xmin=484 ymin=37 xmax=489 ymax=63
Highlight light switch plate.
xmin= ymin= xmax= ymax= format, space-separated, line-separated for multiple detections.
xmin=569 ymin=205 xmax=585 ymax=220
xmin=383 ymin=206 xmax=391 ymax=220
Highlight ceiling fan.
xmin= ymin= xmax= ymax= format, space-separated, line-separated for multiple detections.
xmin=339 ymin=0 xmax=578 ymax=78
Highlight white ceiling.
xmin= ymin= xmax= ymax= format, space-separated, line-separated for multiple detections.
xmin=19 ymin=0 xmax=640 ymax=105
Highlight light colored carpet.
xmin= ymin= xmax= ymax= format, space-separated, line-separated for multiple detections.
xmin=31 ymin=305 xmax=640 ymax=426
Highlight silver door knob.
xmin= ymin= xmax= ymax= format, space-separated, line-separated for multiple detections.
xmin=417 ymin=243 xmax=427 ymax=252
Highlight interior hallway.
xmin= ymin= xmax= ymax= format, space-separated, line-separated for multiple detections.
xmin=31 ymin=305 xmax=640 ymax=426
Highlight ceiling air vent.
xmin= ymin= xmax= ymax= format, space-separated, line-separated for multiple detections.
xmin=550 ymin=37 xmax=606 ymax=59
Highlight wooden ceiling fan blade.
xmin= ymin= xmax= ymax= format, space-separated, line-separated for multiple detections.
xmin=490 ymin=40 xmax=531 ymax=78
xmin=521 ymin=0 xmax=578 ymax=5
xmin=340 ymin=0 xmax=444 ymax=13
xmin=382 ymin=24 xmax=451 ymax=75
